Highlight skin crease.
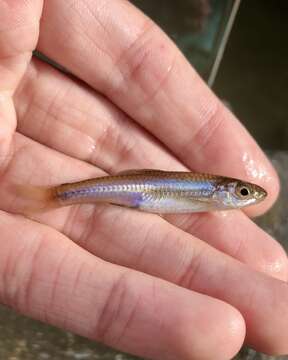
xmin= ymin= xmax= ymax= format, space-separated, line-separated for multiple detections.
xmin=0 ymin=0 xmax=287 ymax=359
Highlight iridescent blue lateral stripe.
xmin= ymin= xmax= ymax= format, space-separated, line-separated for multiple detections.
xmin=56 ymin=173 xmax=218 ymax=212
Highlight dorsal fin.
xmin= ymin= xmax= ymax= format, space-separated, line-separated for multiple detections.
xmin=116 ymin=169 xmax=166 ymax=176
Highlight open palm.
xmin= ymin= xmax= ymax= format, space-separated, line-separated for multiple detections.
xmin=0 ymin=1 xmax=287 ymax=359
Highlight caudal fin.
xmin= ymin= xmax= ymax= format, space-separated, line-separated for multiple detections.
xmin=12 ymin=183 xmax=59 ymax=215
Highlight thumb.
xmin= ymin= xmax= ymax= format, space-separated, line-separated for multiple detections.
xmin=0 ymin=0 xmax=43 ymax=166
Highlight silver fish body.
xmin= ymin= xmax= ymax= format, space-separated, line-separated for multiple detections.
xmin=54 ymin=170 xmax=267 ymax=214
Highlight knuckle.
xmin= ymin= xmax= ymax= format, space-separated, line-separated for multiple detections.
xmin=180 ymin=98 xmax=223 ymax=158
xmin=0 ymin=232 xmax=45 ymax=312
xmin=0 ymin=226 xmax=73 ymax=328
xmin=90 ymin=119 xmax=137 ymax=172
xmin=93 ymin=270 xmax=140 ymax=345
xmin=90 ymin=121 xmax=117 ymax=166
xmin=114 ymin=19 xmax=155 ymax=77
xmin=113 ymin=132 xmax=137 ymax=170
xmin=178 ymin=245 xmax=206 ymax=290
xmin=134 ymin=222 xmax=161 ymax=263
xmin=110 ymin=19 xmax=177 ymax=104
xmin=176 ymin=213 xmax=209 ymax=238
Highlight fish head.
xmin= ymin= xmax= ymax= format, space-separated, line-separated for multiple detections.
xmin=213 ymin=179 xmax=267 ymax=209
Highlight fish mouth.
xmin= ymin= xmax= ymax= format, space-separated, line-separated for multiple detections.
xmin=254 ymin=188 xmax=268 ymax=202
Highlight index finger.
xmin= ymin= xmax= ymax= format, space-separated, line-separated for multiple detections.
xmin=37 ymin=0 xmax=279 ymax=215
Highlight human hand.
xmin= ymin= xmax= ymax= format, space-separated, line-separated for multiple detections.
xmin=0 ymin=1 xmax=287 ymax=359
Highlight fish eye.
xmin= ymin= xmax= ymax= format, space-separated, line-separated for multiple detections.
xmin=239 ymin=187 xmax=250 ymax=197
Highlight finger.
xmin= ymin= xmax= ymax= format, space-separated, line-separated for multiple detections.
xmin=0 ymin=0 xmax=42 ymax=166
xmin=37 ymin=0 xmax=279 ymax=216
xmin=0 ymin=211 xmax=245 ymax=360
xmin=0 ymin=134 xmax=287 ymax=354
xmin=15 ymin=58 xmax=183 ymax=173
xmin=165 ymin=210 xmax=288 ymax=280
xmin=43 ymin=204 xmax=288 ymax=355
xmin=14 ymin=59 xmax=287 ymax=281
xmin=0 ymin=0 xmax=42 ymax=90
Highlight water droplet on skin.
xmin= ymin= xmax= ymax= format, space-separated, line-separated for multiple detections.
xmin=242 ymin=152 xmax=272 ymax=183
xmin=217 ymin=210 xmax=229 ymax=218
xmin=264 ymin=259 xmax=285 ymax=276
xmin=214 ymin=210 xmax=238 ymax=219
xmin=86 ymin=137 xmax=96 ymax=155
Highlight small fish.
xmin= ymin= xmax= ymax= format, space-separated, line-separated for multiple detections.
xmin=16 ymin=169 xmax=267 ymax=214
